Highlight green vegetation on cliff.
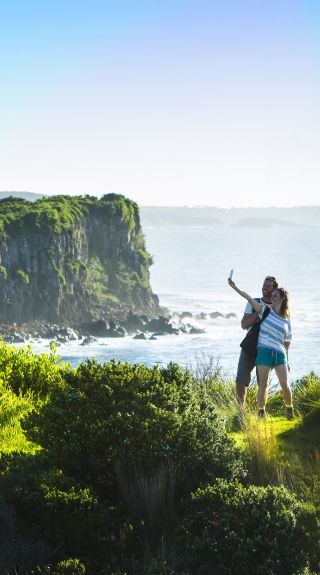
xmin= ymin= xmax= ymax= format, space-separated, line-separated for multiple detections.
xmin=0 ymin=341 xmax=319 ymax=574
xmin=0 ymin=193 xmax=139 ymax=235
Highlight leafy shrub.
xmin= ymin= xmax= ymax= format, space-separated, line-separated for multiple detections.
xmin=180 ymin=479 xmax=319 ymax=575
xmin=2 ymin=360 xmax=244 ymax=571
xmin=24 ymin=360 xmax=244 ymax=495
xmin=0 ymin=340 xmax=64 ymax=400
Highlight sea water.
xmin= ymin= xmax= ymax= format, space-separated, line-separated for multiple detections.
xmin=30 ymin=225 xmax=320 ymax=382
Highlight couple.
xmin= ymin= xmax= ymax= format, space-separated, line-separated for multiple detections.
xmin=228 ymin=275 xmax=294 ymax=419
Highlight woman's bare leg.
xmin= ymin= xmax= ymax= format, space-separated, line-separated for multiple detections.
xmin=275 ymin=364 xmax=292 ymax=406
xmin=256 ymin=365 xmax=270 ymax=409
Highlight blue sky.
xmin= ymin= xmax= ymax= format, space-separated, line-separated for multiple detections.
xmin=1 ymin=0 xmax=319 ymax=206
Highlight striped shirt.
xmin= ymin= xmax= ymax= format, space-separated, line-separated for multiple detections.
xmin=257 ymin=304 xmax=292 ymax=354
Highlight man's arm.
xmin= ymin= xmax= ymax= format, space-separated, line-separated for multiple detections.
xmin=241 ymin=311 xmax=259 ymax=330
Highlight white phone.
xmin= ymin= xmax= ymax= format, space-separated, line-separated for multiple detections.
xmin=229 ymin=269 xmax=234 ymax=279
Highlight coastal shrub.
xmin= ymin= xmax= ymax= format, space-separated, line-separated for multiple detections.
xmin=23 ymin=359 xmax=244 ymax=493
xmin=179 ymin=479 xmax=319 ymax=575
xmin=4 ymin=360 xmax=243 ymax=570
xmin=0 ymin=340 xmax=64 ymax=400
xmin=0 ymin=453 xmax=127 ymax=573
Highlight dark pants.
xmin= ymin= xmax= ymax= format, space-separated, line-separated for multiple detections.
xmin=236 ymin=349 xmax=257 ymax=387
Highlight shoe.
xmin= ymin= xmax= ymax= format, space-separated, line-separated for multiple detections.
xmin=286 ymin=407 xmax=295 ymax=420
xmin=258 ymin=408 xmax=267 ymax=419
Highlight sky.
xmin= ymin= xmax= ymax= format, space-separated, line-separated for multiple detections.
xmin=1 ymin=0 xmax=320 ymax=207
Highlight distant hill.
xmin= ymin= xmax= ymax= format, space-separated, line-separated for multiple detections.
xmin=140 ymin=206 xmax=320 ymax=227
xmin=0 ymin=191 xmax=47 ymax=202
xmin=234 ymin=218 xmax=303 ymax=228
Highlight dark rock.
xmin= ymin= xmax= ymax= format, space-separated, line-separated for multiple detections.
xmin=146 ymin=316 xmax=179 ymax=334
xmin=189 ymin=326 xmax=206 ymax=334
xmin=170 ymin=328 xmax=180 ymax=335
xmin=180 ymin=311 xmax=193 ymax=318
xmin=36 ymin=324 xmax=80 ymax=340
xmin=81 ymin=335 xmax=98 ymax=345
xmin=56 ymin=336 xmax=69 ymax=344
xmin=179 ymin=324 xmax=188 ymax=333
xmin=2 ymin=333 xmax=25 ymax=343
xmin=123 ymin=312 xmax=149 ymax=334
xmin=209 ymin=311 xmax=225 ymax=319
xmin=86 ymin=320 xmax=109 ymax=337
xmin=106 ymin=322 xmax=127 ymax=338
xmin=133 ymin=332 xmax=147 ymax=340
xmin=195 ymin=312 xmax=208 ymax=320
xmin=151 ymin=331 xmax=167 ymax=337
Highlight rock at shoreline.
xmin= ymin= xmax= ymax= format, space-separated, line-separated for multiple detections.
xmin=133 ymin=332 xmax=147 ymax=340
xmin=81 ymin=335 xmax=98 ymax=345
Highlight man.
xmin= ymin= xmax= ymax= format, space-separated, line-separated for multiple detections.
xmin=236 ymin=276 xmax=279 ymax=405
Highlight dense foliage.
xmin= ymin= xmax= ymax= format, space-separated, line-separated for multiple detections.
xmin=0 ymin=193 xmax=139 ymax=235
xmin=180 ymin=480 xmax=318 ymax=575
xmin=0 ymin=343 xmax=319 ymax=574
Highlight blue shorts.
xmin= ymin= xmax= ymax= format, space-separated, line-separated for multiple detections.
xmin=256 ymin=347 xmax=287 ymax=368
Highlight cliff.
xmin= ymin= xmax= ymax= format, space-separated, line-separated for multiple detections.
xmin=0 ymin=194 xmax=160 ymax=325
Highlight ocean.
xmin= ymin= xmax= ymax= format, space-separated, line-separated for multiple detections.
xmin=31 ymin=225 xmax=320 ymax=382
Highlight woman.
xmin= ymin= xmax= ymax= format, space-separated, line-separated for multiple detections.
xmin=228 ymin=277 xmax=294 ymax=419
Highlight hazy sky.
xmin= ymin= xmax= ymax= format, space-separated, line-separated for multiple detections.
xmin=1 ymin=0 xmax=320 ymax=207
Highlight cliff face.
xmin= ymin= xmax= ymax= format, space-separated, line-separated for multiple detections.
xmin=0 ymin=194 xmax=160 ymax=325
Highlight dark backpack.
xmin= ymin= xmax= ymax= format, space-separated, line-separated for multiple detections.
xmin=240 ymin=306 xmax=270 ymax=359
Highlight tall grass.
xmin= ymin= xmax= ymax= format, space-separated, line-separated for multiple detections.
xmin=191 ymin=354 xmax=320 ymax=502
xmin=291 ymin=372 xmax=320 ymax=413
xmin=241 ymin=413 xmax=287 ymax=485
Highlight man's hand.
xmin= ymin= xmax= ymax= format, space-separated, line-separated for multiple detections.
xmin=241 ymin=312 xmax=258 ymax=330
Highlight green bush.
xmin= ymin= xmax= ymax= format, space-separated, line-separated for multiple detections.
xmin=24 ymin=360 xmax=244 ymax=494
xmin=180 ymin=479 xmax=319 ymax=575
xmin=1 ymin=360 xmax=243 ymax=571
xmin=0 ymin=340 xmax=64 ymax=401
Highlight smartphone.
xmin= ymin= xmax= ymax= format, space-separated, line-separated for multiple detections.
xmin=229 ymin=269 xmax=234 ymax=279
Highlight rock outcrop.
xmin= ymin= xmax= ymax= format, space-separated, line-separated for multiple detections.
xmin=0 ymin=194 xmax=160 ymax=325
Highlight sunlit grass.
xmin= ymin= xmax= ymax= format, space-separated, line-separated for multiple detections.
xmin=0 ymin=418 xmax=40 ymax=454
xmin=0 ymin=382 xmax=41 ymax=455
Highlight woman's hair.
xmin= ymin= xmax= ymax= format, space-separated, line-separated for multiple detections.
xmin=277 ymin=287 xmax=290 ymax=318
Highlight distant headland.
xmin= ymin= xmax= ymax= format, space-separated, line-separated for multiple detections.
xmin=0 ymin=194 xmax=160 ymax=333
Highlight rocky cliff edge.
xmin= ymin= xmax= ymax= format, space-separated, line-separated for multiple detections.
xmin=0 ymin=194 xmax=161 ymax=326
